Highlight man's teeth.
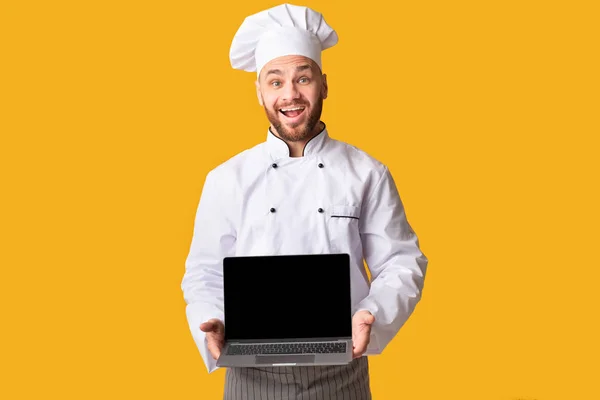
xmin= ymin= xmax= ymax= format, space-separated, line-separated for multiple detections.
xmin=280 ymin=107 xmax=305 ymax=112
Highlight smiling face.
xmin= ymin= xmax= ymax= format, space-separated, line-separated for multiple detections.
xmin=256 ymin=55 xmax=328 ymax=143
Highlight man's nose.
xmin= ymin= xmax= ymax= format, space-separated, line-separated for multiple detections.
xmin=282 ymin=82 xmax=301 ymax=101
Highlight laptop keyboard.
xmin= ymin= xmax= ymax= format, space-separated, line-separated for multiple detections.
xmin=227 ymin=342 xmax=346 ymax=356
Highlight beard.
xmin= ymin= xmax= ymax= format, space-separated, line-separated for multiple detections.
xmin=263 ymin=95 xmax=323 ymax=142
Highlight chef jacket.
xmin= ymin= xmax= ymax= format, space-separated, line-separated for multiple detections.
xmin=181 ymin=125 xmax=428 ymax=373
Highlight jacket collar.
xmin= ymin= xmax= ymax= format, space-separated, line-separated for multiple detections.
xmin=266 ymin=124 xmax=330 ymax=160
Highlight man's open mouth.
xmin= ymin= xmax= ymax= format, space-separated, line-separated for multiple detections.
xmin=279 ymin=106 xmax=306 ymax=118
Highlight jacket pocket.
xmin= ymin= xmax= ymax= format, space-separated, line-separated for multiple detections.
xmin=327 ymin=205 xmax=362 ymax=254
xmin=329 ymin=205 xmax=361 ymax=220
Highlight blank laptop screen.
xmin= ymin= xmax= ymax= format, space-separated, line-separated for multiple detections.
xmin=223 ymin=253 xmax=352 ymax=341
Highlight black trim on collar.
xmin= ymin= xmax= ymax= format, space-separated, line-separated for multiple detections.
xmin=301 ymin=123 xmax=327 ymax=157
xmin=267 ymin=122 xmax=327 ymax=157
xmin=268 ymin=127 xmax=288 ymax=146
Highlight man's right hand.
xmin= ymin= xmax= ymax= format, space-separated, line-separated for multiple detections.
xmin=200 ymin=318 xmax=225 ymax=360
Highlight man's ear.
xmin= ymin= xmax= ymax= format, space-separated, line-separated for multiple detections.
xmin=321 ymin=73 xmax=328 ymax=100
xmin=255 ymin=80 xmax=264 ymax=106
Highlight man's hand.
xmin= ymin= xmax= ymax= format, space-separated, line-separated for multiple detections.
xmin=352 ymin=310 xmax=375 ymax=359
xmin=200 ymin=318 xmax=225 ymax=360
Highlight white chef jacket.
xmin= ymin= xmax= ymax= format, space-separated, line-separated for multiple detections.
xmin=181 ymin=125 xmax=428 ymax=373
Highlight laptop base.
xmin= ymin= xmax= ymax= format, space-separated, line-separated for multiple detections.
xmin=216 ymin=339 xmax=353 ymax=368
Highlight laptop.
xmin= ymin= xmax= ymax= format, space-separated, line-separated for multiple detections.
xmin=216 ymin=253 xmax=353 ymax=368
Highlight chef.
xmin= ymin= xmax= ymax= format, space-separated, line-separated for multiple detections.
xmin=181 ymin=3 xmax=428 ymax=399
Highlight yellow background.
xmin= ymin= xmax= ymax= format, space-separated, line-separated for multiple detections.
xmin=1 ymin=0 xmax=598 ymax=399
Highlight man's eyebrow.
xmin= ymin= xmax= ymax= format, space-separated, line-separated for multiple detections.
xmin=265 ymin=69 xmax=282 ymax=77
xmin=296 ymin=64 xmax=312 ymax=72
xmin=264 ymin=65 xmax=312 ymax=79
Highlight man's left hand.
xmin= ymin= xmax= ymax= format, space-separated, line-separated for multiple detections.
xmin=352 ymin=310 xmax=375 ymax=358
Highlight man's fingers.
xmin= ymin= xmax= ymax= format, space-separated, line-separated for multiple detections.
xmin=355 ymin=311 xmax=375 ymax=325
xmin=200 ymin=319 xmax=224 ymax=359
xmin=199 ymin=322 xmax=215 ymax=333
xmin=207 ymin=343 xmax=222 ymax=360
xmin=352 ymin=330 xmax=370 ymax=358
xmin=353 ymin=336 xmax=367 ymax=354
xmin=200 ymin=319 xmax=224 ymax=333
xmin=363 ymin=314 xmax=375 ymax=325
xmin=352 ymin=345 xmax=365 ymax=358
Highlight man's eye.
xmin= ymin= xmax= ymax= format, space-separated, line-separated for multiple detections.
xmin=299 ymin=77 xmax=309 ymax=83
xmin=271 ymin=81 xmax=281 ymax=87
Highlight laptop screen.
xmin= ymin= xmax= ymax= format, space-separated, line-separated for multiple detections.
xmin=223 ymin=253 xmax=352 ymax=341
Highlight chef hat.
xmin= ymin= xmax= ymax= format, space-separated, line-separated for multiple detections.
xmin=229 ymin=3 xmax=338 ymax=77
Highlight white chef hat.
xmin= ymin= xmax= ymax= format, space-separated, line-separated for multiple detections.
xmin=229 ymin=3 xmax=338 ymax=77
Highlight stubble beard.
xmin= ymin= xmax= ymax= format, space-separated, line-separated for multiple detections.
xmin=264 ymin=95 xmax=323 ymax=142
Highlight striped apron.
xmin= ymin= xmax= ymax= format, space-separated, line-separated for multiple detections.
xmin=223 ymin=356 xmax=371 ymax=400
